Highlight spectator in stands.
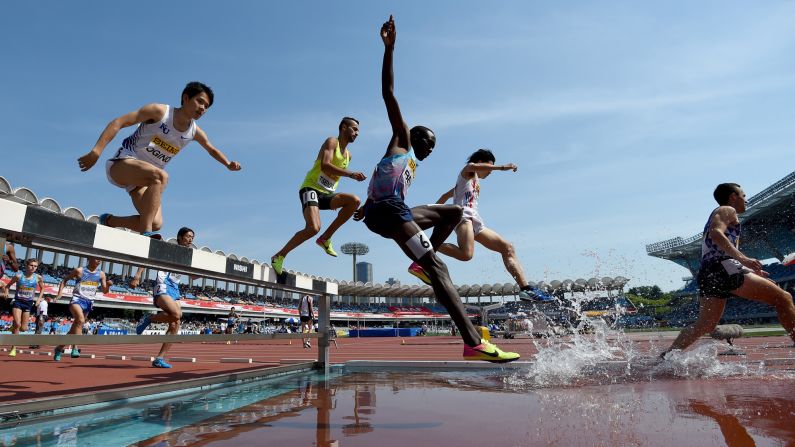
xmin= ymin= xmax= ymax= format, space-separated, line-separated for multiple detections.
xmin=434 ymin=149 xmax=549 ymax=302
xmin=133 ymin=227 xmax=200 ymax=368
xmin=662 ymin=183 xmax=795 ymax=356
xmin=53 ymin=257 xmax=111 ymax=361
xmin=353 ymin=16 xmax=519 ymax=364
xmin=299 ymin=295 xmax=314 ymax=348
xmin=77 ymin=82 xmax=241 ymax=239
xmin=0 ymin=258 xmax=44 ymax=357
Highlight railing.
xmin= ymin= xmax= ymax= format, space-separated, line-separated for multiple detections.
xmin=0 ymin=198 xmax=334 ymax=374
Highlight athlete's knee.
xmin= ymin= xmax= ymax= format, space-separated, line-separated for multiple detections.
xmin=500 ymin=241 xmax=516 ymax=257
xmin=147 ymin=168 xmax=169 ymax=187
xmin=346 ymin=195 xmax=361 ymax=210
xmin=151 ymin=217 xmax=163 ymax=231
xmin=461 ymin=247 xmax=474 ymax=261
xmin=304 ymin=222 xmax=321 ymax=235
xmin=172 ymin=309 xmax=183 ymax=321
xmin=448 ymin=204 xmax=463 ymax=220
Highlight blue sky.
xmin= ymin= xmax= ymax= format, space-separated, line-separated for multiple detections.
xmin=2 ymin=2 xmax=795 ymax=291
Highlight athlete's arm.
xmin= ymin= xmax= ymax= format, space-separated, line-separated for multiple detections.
xmin=35 ymin=273 xmax=45 ymax=305
xmin=462 ymin=162 xmax=518 ymax=176
xmin=56 ymin=268 xmax=81 ymax=301
xmin=193 ymin=127 xmax=242 ymax=171
xmin=708 ymin=206 xmax=764 ymax=273
xmin=381 ymin=15 xmax=410 ymax=156
xmin=319 ymin=138 xmax=366 ymax=181
xmin=436 ymin=187 xmax=455 ymax=204
xmin=78 ymin=103 xmax=168 ymax=172
xmin=100 ymin=271 xmax=112 ymax=294
xmin=4 ymin=244 xmax=18 ymax=271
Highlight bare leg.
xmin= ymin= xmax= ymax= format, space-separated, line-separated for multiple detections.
xmin=388 ymin=218 xmax=480 ymax=347
xmin=475 ymin=228 xmax=529 ymax=288
xmin=10 ymin=307 xmax=26 ymax=351
xmin=274 ymin=206 xmax=321 ymax=258
xmin=666 ymin=297 xmax=726 ymax=352
xmin=56 ymin=304 xmax=85 ymax=353
xmin=318 ymin=193 xmax=360 ymax=241
xmin=151 ymin=296 xmax=181 ymax=358
xmin=109 ymin=187 xmax=164 ymax=232
xmin=107 ymin=159 xmax=168 ymax=233
xmin=438 ymin=221 xmax=475 ymax=261
xmin=410 ymin=205 xmax=463 ymax=249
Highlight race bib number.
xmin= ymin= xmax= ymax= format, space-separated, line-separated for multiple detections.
xmin=405 ymin=230 xmax=433 ymax=260
xmin=301 ymin=189 xmax=319 ymax=206
xmin=316 ymin=174 xmax=336 ymax=192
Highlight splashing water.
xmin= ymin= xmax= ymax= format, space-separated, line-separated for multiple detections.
xmin=504 ymin=292 xmax=777 ymax=390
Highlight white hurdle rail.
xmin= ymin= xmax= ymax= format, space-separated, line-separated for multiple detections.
xmin=0 ymin=197 xmax=334 ymax=373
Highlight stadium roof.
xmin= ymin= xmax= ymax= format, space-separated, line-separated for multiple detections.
xmin=0 ymin=176 xmax=630 ymax=298
xmin=646 ymin=170 xmax=795 ymax=272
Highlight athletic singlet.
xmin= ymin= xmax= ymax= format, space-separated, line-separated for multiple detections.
xmin=366 ymin=149 xmax=418 ymax=202
xmin=453 ymin=171 xmax=480 ymax=211
xmin=156 ymin=271 xmax=183 ymax=299
xmin=300 ymin=142 xmax=350 ymax=193
xmin=701 ymin=208 xmax=741 ymax=264
xmin=73 ymin=266 xmax=102 ymax=301
xmin=115 ymin=105 xmax=197 ymax=169
xmin=299 ymin=296 xmax=312 ymax=317
xmin=14 ymin=272 xmax=39 ymax=301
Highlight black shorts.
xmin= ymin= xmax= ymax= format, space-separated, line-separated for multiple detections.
xmin=697 ymin=258 xmax=749 ymax=299
xmin=363 ymin=198 xmax=414 ymax=238
xmin=300 ymin=315 xmax=312 ymax=323
xmin=299 ymin=187 xmax=335 ymax=210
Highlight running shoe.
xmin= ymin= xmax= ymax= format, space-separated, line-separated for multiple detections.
xmin=408 ymin=262 xmax=432 ymax=286
xmin=784 ymin=252 xmax=795 ymax=266
xmin=70 ymin=348 xmax=81 ymax=358
xmin=463 ymin=339 xmax=520 ymax=363
xmin=9 ymin=347 xmax=16 ymax=357
xmin=152 ymin=357 xmax=172 ymax=368
xmin=136 ymin=314 xmax=152 ymax=335
xmin=54 ymin=347 xmax=62 ymax=362
xmin=142 ymin=231 xmax=162 ymax=240
xmin=316 ymin=238 xmax=338 ymax=257
xmin=98 ymin=213 xmax=112 ymax=226
xmin=271 ymin=255 xmax=285 ymax=275
xmin=518 ymin=287 xmax=554 ymax=303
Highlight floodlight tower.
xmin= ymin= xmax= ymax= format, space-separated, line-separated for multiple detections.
xmin=341 ymin=242 xmax=369 ymax=282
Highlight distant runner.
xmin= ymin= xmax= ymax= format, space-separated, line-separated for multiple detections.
xmin=0 ymin=258 xmax=44 ymax=357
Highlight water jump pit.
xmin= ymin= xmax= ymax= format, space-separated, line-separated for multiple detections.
xmin=2 ymin=330 xmax=793 ymax=447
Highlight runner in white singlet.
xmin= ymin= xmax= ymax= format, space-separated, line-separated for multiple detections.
xmin=77 ymin=82 xmax=242 ymax=239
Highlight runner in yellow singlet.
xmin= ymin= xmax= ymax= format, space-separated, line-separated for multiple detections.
xmin=271 ymin=118 xmax=366 ymax=274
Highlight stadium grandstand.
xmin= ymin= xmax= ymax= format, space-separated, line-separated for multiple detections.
xmin=647 ymin=170 xmax=795 ymax=325
xmin=1 ymin=176 xmax=636 ymax=334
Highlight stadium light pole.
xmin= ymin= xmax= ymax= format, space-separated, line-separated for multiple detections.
xmin=340 ymin=242 xmax=369 ymax=282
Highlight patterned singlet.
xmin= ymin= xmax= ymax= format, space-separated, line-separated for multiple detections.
xmin=452 ymin=171 xmax=480 ymax=210
xmin=73 ymin=266 xmax=102 ymax=301
xmin=701 ymin=208 xmax=741 ymax=264
xmin=366 ymin=149 xmax=418 ymax=202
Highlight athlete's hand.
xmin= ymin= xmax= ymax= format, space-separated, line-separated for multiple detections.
xmin=353 ymin=206 xmax=365 ymax=221
xmin=227 ymin=161 xmax=242 ymax=171
xmin=349 ymin=171 xmax=367 ymax=182
xmin=381 ymin=15 xmax=396 ymax=47
xmin=78 ymin=149 xmax=101 ymax=172
xmin=738 ymin=256 xmax=763 ymax=272
xmin=503 ymin=163 xmax=518 ymax=172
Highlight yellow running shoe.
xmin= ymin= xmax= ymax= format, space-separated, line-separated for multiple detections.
xmin=408 ymin=262 xmax=432 ymax=285
xmin=271 ymin=255 xmax=285 ymax=275
xmin=9 ymin=347 xmax=16 ymax=357
xmin=463 ymin=339 xmax=520 ymax=363
xmin=316 ymin=238 xmax=338 ymax=257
